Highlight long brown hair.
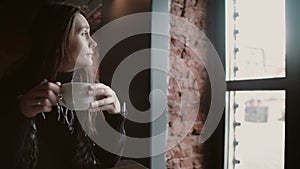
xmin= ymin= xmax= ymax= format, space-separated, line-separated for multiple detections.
xmin=30 ymin=1 xmax=98 ymax=134
xmin=29 ymin=3 xmax=83 ymax=80
xmin=18 ymin=3 xmax=99 ymax=169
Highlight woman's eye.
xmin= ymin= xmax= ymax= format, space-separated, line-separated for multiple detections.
xmin=81 ymin=32 xmax=89 ymax=36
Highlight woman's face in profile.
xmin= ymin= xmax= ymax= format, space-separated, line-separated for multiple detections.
xmin=68 ymin=13 xmax=97 ymax=70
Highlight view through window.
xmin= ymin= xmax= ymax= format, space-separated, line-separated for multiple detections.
xmin=225 ymin=1 xmax=286 ymax=169
xmin=226 ymin=0 xmax=286 ymax=81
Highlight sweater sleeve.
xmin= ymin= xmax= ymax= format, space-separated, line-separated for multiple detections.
xmin=0 ymin=74 xmax=29 ymax=168
xmin=91 ymin=111 xmax=126 ymax=168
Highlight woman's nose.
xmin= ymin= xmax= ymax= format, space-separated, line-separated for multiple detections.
xmin=89 ymin=37 xmax=97 ymax=48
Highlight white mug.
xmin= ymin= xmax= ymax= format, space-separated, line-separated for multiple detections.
xmin=59 ymin=82 xmax=94 ymax=111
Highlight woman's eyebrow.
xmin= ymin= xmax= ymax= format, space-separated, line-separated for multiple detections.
xmin=77 ymin=25 xmax=90 ymax=32
xmin=81 ymin=25 xmax=90 ymax=29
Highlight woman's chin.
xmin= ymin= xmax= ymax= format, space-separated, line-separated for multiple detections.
xmin=75 ymin=60 xmax=93 ymax=68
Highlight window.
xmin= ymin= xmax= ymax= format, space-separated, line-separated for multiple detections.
xmin=208 ymin=0 xmax=300 ymax=169
xmin=226 ymin=0 xmax=286 ymax=81
xmin=225 ymin=91 xmax=285 ymax=169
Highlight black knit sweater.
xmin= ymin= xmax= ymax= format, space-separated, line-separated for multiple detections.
xmin=0 ymin=71 xmax=126 ymax=169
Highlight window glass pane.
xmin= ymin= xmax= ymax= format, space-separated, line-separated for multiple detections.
xmin=226 ymin=0 xmax=286 ymax=80
xmin=225 ymin=91 xmax=285 ymax=169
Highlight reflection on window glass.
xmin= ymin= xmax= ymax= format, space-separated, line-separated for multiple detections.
xmin=226 ymin=0 xmax=286 ymax=80
xmin=225 ymin=91 xmax=285 ymax=169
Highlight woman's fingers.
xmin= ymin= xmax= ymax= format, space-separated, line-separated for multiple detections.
xmin=91 ymin=97 xmax=114 ymax=108
xmin=19 ymin=81 xmax=61 ymax=118
xmin=40 ymin=82 xmax=61 ymax=95
xmin=32 ymin=105 xmax=52 ymax=114
xmin=28 ymin=98 xmax=52 ymax=107
xmin=89 ymin=104 xmax=115 ymax=113
xmin=89 ymin=83 xmax=121 ymax=114
xmin=20 ymin=99 xmax=53 ymax=118
xmin=55 ymin=81 xmax=62 ymax=87
xmin=38 ymin=98 xmax=53 ymax=107
xmin=100 ymin=104 xmax=116 ymax=112
xmin=89 ymin=83 xmax=113 ymax=97
xmin=36 ymin=89 xmax=58 ymax=105
xmin=90 ymin=83 xmax=110 ymax=89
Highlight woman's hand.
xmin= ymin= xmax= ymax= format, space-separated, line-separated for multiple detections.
xmin=88 ymin=83 xmax=121 ymax=114
xmin=19 ymin=82 xmax=61 ymax=118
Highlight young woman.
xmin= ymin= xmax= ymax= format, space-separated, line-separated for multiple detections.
xmin=0 ymin=3 xmax=126 ymax=169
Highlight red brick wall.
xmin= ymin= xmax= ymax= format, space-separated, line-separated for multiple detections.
xmin=167 ymin=0 xmax=210 ymax=168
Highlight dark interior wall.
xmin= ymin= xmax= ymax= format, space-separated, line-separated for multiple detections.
xmin=0 ymin=0 xmax=46 ymax=78
xmin=100 ymin=0 xmax=152 ymax=167
xmin=102 ymin=0 xmax=151 ymax=24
